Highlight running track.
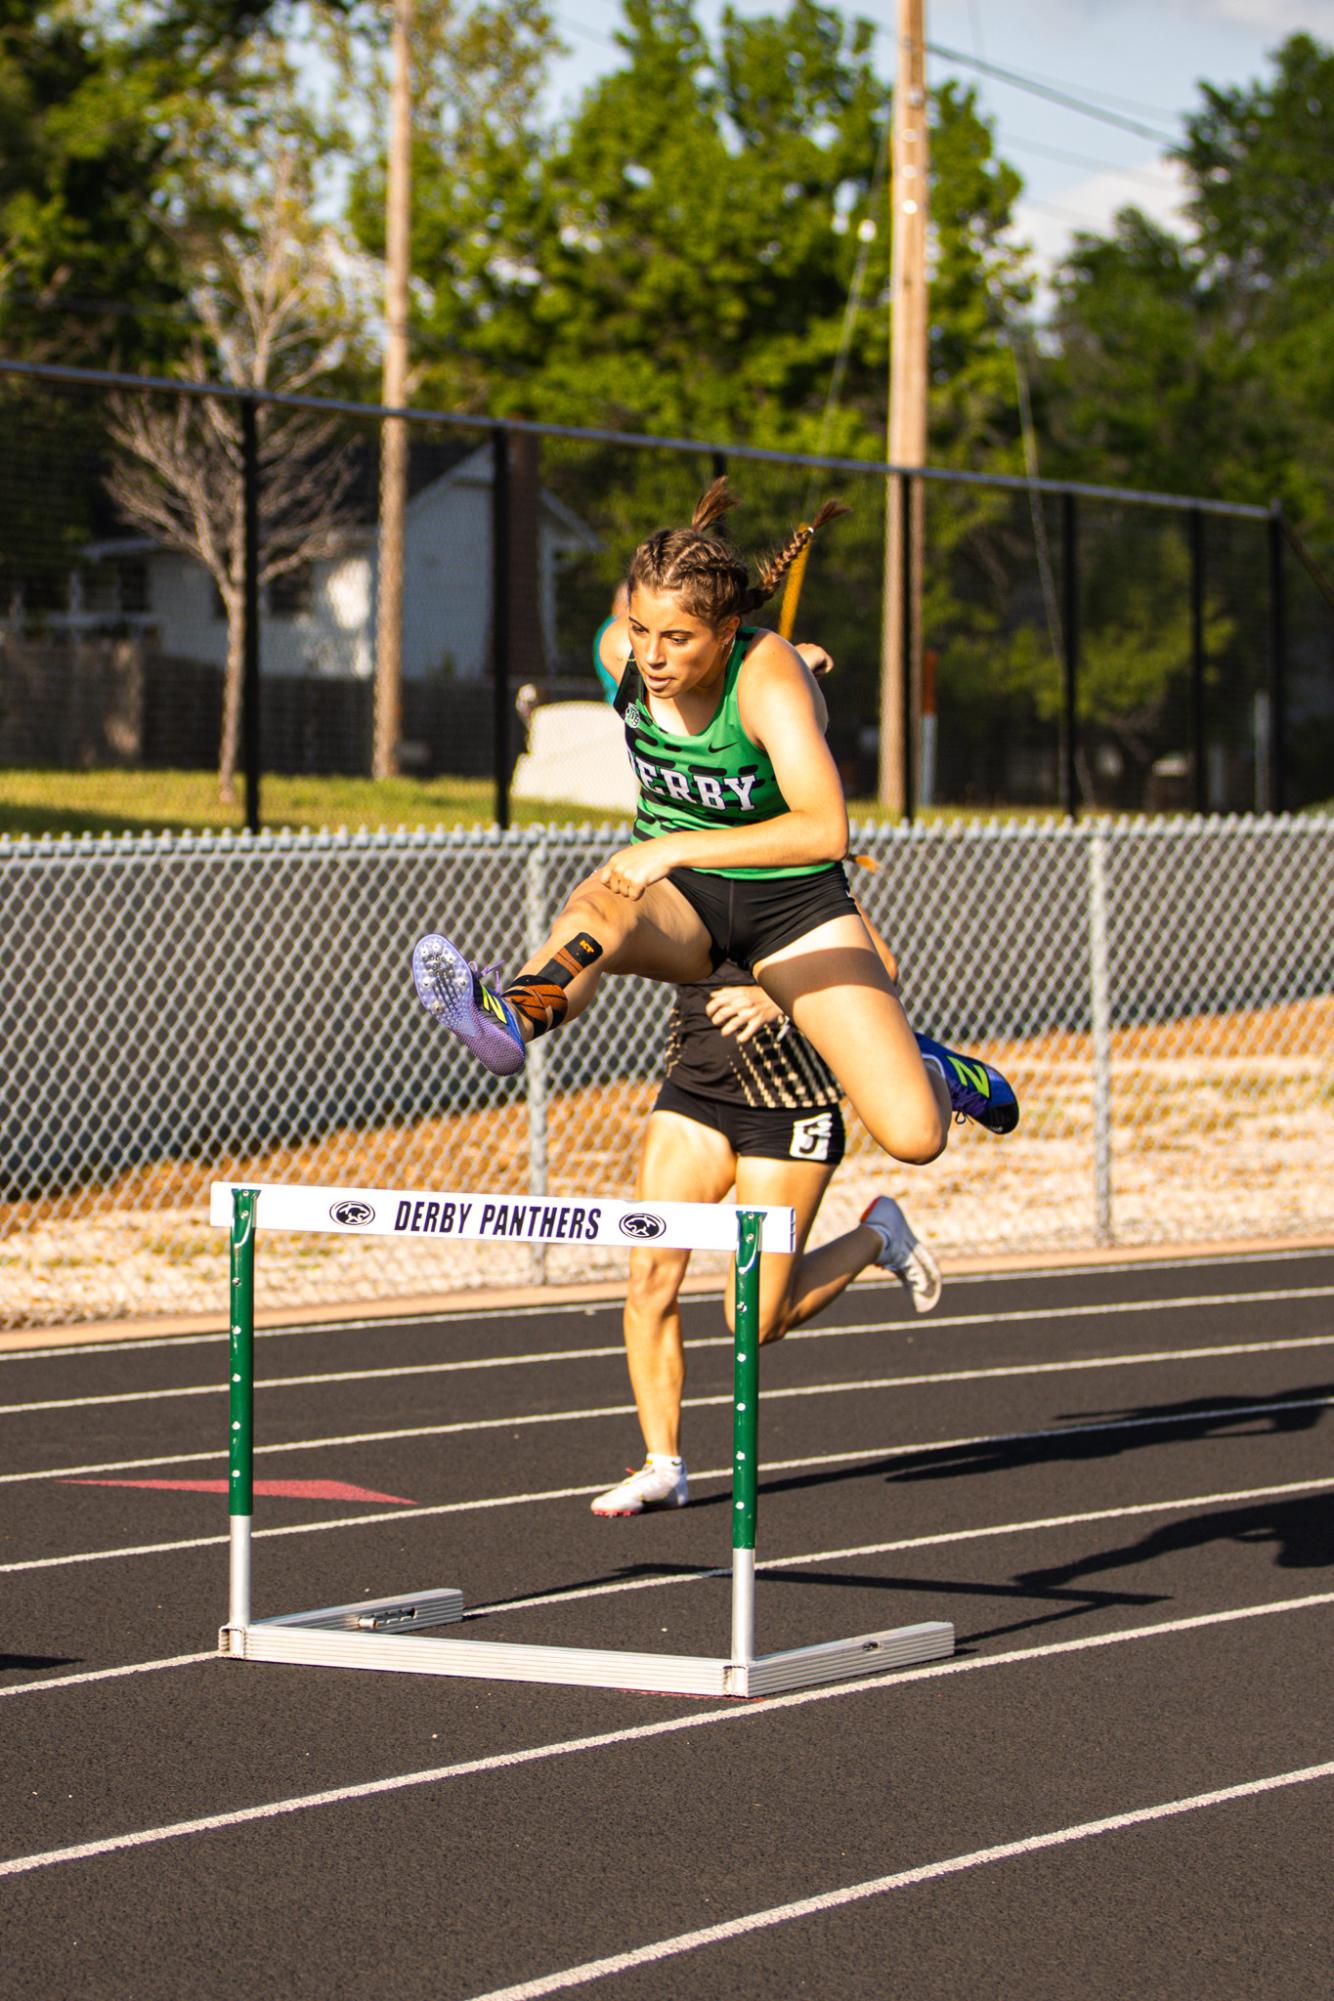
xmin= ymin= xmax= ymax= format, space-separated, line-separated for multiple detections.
xmin=2 ymin=1250 xmax=1332 ymax=1999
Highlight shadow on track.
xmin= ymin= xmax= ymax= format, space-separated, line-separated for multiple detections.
xmin=1014 ymin=1492 xmax=1334 ymax=1592
xmin=886 ymin=1386 xmax=1332 ymax=1486
xmin=469 ymin=1561 xmax=723 ymax=1616
xmin=758 ymin=1565 xmax=1165 ymax=1648
xmin=683 ymin=1384 xmax=1332 ymax=1512
xmin=470 ymin=1561 xmax=1165 ymax=1653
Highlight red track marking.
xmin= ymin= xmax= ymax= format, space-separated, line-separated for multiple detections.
xmin=63 ymin=1477 xmax=418 ymax=1504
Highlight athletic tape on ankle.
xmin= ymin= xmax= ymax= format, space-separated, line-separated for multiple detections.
xmin=504 ymin=931 xmax=602 ymax=1035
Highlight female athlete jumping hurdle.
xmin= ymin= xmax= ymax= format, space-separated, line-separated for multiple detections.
xmin=412 ymin=478 xmax=1018 ymax=1166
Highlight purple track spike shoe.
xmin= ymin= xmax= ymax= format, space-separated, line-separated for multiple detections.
xmin=412 ymin=934 xmax=526 ymax=1077
xmin=915 ymin=1034 xmax=1019 ymax=1135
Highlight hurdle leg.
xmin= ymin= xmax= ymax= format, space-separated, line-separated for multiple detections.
xmin=728 ymin=1206 xmax=955 ymax=1697
xmin=224 ymin=1187 xmax=257 ymax=1655
xmin=728 ymin=1209 xmax=762 ymax=1680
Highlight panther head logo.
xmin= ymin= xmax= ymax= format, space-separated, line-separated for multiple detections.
xmin=619 ymin=1210 xmax=667 ymax=1240
xmin=330 ymin=1199 xmax=376 ymax=1227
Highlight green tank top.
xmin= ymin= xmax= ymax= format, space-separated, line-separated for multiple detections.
xmin=594 ymin=618 xmax=828 ymax=880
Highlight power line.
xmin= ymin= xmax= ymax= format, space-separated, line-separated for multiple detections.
xmin=554 ymin=12 xmax=618 ymax=49
xmin=937 ymin=38 xmax=1184 ymax=122
xmin=925 ymin=41 xmax=1181 ymax=148
xmin=1018 ymin=194 xmax=1128 ymax=229
xmin=1000 ymin=132 xmax=1181 ymax=190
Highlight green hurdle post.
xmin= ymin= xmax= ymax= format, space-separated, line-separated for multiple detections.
xmin=729 ymin=1208 xmax=763 ymax=1668
xmin=227 ymin=1187 xmax=258 ymax=1644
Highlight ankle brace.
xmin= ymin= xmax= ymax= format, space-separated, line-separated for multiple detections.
xmin=504 ymin=931 xmax=602 ymax=1036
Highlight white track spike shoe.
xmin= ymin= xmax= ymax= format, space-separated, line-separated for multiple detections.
xmin=412 ymin=933 xmax=526 ymax=1077
xmin=590 ymin=1458 xmax=689 ymax=1517
xmin=860 ymin=1196 xmax=943 ymax=1314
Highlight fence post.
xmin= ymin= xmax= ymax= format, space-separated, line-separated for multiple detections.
xmin=1189 ymin=506 xmax=1207 ymax=815
xmin=1088 ymin=829 xmax=1113 ymax=1245
xmin=241 ymin=398 xmax=262 ymax=836
xmin=525 ymin=835 xmax=549 ymax=1285
xmin=1061 ymin=490 xmax=1079 ymax=822
xmin=492 ymin=429 xmax=512 ymax=831
xmin=1267 ymin=502 xmax=1287 ymax=816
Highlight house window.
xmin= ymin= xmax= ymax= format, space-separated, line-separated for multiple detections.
xmin=117 ymin=560 xmax=149 ymax=614
xmin=268 ymin=564 xmax=314 ymax=616
xmin=19 ymin=570 xmax=67 ymax=614
xmin=82 ymin=566 xmax=119 ymax=614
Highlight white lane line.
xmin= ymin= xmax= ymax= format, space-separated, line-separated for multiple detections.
xmin=8 ymin=1335 xmax=1332 ymax=1482
xmin=1 ymin=1592 xmax=1329 ymax=1880
xmin=0 ymin=1340 xmax=637 ymax=1416
xmin=6 ymin=1286 xmax=1331 ymax=1412
xmin=466 ymin=1759 xmax=1334 ymax=2001
xmin=5 ymin=1396 xmax=1331 ymax=1574
xmin=10 ymin=1474 xmax=1330 ymax=1700
xmin=472 ymin=1475 xmax=1334 ymax=1621
xmin=5 ymin=1264 xmax=1328 ymax=1376
xmin=0 ymin=1297 xmax=639 ymax=1365
xmin=0 ymin=1654 xmax=213 ymax=1700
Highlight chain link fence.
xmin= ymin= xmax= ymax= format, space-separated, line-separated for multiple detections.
xmin=3 ymin=359 xmax=1332 ymax=833
xmin=1 ymin=816 xmax=1329 ymax=1330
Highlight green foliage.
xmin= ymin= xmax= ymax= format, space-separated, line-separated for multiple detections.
xmin=1046 ymin=32 xmax=1334 ymax=562
xmin=0 ymin=2 xmax=348 ymax=369
xmin=351 ymin=0 xmax=1030 ymax=732
xmin=0 ymin=5 xmax=187 ymax=366
xmin=393 ymin=0 xmax=1027 ymax=468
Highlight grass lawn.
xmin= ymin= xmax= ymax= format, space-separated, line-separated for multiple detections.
xmin=0 ymin=769 xmax=631 ymax=839
xmin=0 ymin=766 xmax=935 ymax=839
xmin=0 ymin=768 xmax=1123 ymax=841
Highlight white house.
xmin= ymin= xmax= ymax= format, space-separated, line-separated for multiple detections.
xmin=60 ymin=443 xmax=597 ymax=684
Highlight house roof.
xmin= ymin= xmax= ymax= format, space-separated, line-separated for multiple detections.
xmin=86 ymin=430 xmax=597 ymax=556
xmin=337 ymin=434 xmax=485 ymax=522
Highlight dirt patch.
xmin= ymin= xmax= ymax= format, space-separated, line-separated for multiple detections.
xmin=3 ymin=1000 xmax=1331 ymax=1328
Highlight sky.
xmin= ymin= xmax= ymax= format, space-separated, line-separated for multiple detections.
xmin=537 ymin=0 xmax=1334 ymax=286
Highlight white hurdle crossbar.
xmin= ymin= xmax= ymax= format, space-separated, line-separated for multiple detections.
xmin=213 ymin=1181 xmax=952 ymax=1698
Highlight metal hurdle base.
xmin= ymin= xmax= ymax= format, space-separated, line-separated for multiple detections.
xmin=220 ymin=1587 xmax=953 ymax=1698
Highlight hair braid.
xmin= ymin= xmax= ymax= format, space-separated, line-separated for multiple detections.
xmin=746 ymin=500 xmax=854 ymax=611
xmin=625 ymin=484 xmax=851 ymax=631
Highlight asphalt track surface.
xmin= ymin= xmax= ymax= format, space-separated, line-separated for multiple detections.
xmin=3 ymin=1248 xmax=1332 ymax=2000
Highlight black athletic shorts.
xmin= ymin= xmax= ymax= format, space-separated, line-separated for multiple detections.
xmin=653 ymin=1077 xmax=846 ymax=1167
xmin=666 ymin=863 xmax=859 ymax=973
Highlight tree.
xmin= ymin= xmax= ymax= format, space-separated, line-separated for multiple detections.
xmin=105 ymin=158 xmax=364 ymax=802
xmin=0 ymin=1 xmax=330 ymax=368
xmin=339 ymin=0 xmax=561 ymax=415
xmin=1045 ymin=33 xmax=1334 ymax=555
xmin=378 ymin=0 xmax=1029 ymax=749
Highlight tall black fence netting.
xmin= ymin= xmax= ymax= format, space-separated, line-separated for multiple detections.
xmin=1 ymin=359 xmax=1329 ymax=836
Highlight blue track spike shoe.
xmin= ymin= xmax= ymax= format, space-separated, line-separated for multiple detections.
xmin=412 ymin=934 xmax=526 ymax=1077
xmin=915 ymin=1034 xmax=1019 ymax=1135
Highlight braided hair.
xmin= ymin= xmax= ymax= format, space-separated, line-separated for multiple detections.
xmin=625 ymin=477 xmax=850 ymax=630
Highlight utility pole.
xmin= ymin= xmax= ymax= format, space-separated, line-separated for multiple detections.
xmin=373 ymin=0 xmax=413 ymax=780
xmin=878 ymin=0 xmax=929 ymax=816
